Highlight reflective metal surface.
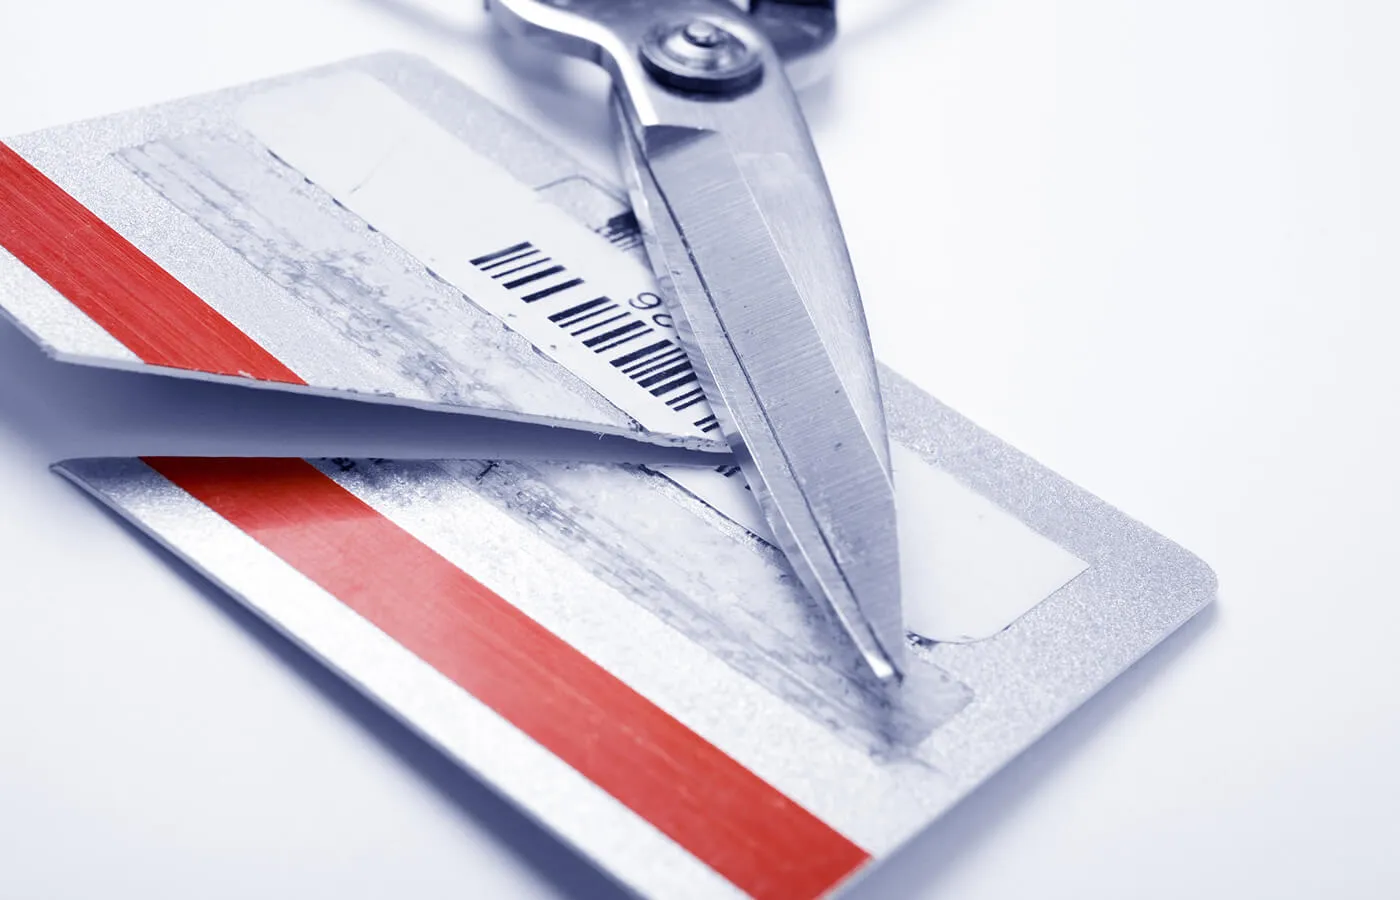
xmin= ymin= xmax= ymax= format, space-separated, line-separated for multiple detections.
xmin=488 ymin=0 xmax=904 ymax=681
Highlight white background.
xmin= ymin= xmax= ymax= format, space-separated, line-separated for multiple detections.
xmin=1 ymin=0 xmax=1396 ymax=897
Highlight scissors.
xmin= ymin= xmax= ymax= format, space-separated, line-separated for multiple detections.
xmin=486 ymin=0 xmax=904 ymax=683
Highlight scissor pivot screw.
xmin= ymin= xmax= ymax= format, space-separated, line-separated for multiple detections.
xmin=683 ymin=21 xmax=724 ymax=47
xmin=641 ymin=18 xmax=764 ymax=95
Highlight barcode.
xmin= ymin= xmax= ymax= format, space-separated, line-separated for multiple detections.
xmin=471 ymin=240 xmax=721 ymax=434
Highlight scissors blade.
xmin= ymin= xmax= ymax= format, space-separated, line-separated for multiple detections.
xmin=486 ymin=0 xmax=903 ymax=681
xmin=618 ymin=115 xmax=905 ymax=682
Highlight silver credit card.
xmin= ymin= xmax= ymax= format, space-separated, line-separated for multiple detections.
xmin=6 ymin=54 xmax=1214 ymax=899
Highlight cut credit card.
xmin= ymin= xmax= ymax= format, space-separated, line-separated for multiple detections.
xmin=13 ymin=54 xmax=1215 ymax=898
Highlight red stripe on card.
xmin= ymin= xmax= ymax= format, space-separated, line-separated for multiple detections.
xmin=143 ymin=457 xmax=870 ymax=900
xmin=0 ymin=142 xmax=303 ymax=383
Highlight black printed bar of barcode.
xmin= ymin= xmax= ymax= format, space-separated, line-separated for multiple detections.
xmin=628 ymin=348 xmax=688 ymax=379
xmin=472 ymin=239 xmax=718 ymax=432
xmin=636 ymin=361 xmax=690 ymax=389
xmin=666 ymin=387 xmax=708 ymax=412
xmin=470 ymin=242 xmax=534 ymax=268
xmin=572 ymin=312 xmax=630 ymax=337
xmin=549 ymin=297 xmax=612 ymax=326
xmin=503 ymin=265 xmax=566 ymax=290
xmin=522 ymin=278 xmax=585 ymax=304
xmin=612 ymin=340 xmax=676 ymax=371
xmin=649 ymin=371 xmax=699 ymax=397
xmin=585 ymin=320 xmax=649 ymax=351
xmin=492 ymin=256 xmax=551 ymax=279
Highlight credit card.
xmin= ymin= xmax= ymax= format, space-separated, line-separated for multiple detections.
xmin=18 ymin=54 xmax=1214 ymax=899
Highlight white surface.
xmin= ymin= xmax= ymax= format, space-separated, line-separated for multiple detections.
xmin=0 ymin=0 xmax=1396 ymax=898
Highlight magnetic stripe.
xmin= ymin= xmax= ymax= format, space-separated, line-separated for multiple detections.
xmin=142 ymin=457 xmax=870 ymax=900
xmin=0 ymin=142 xmax=303 ymax=383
